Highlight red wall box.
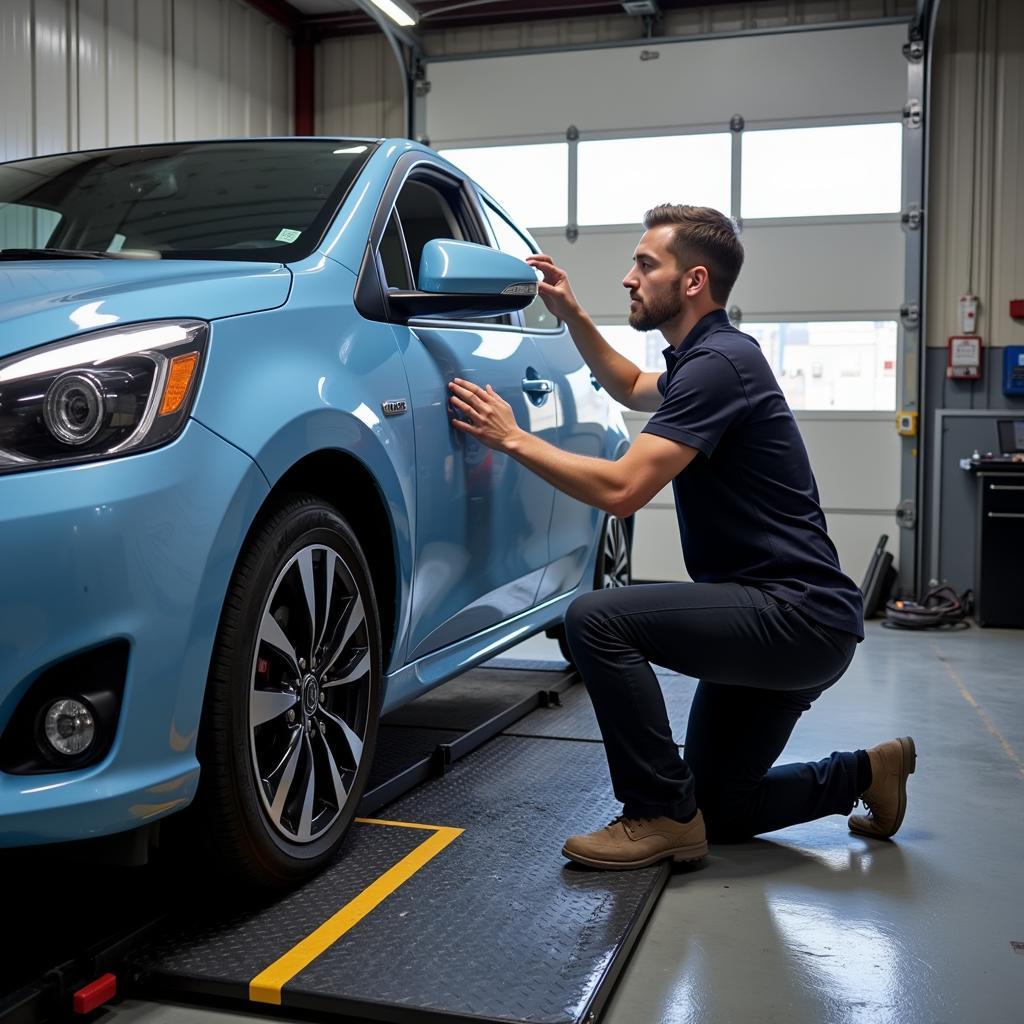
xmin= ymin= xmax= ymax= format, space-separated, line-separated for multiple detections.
xmin=947 ymin=335 xmax=983 ymax=379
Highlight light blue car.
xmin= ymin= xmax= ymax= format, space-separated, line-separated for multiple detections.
xmin=0 ymin=138 xmax=631 ymax=886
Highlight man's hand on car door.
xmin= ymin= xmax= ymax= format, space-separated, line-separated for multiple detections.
xmin=449 ymin=378 xmax=524 ymax=452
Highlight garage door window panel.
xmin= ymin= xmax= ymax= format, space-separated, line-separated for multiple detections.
xmin=439 ymin=144 xmax=568 ymax=230
xmin=578 ymin=134 xmax=732 ymax=226
xmin=743 ymin=320 xmax=898 ymax=412
xmin=741 ymin=123 xmax=902 ymax=219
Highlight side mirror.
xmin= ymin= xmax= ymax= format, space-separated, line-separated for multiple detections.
xmin=387 ymin=239 xmax=538 ymax=322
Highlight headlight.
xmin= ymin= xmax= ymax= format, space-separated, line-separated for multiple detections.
xmin=0 ymin=319 xmax=207 ymax=473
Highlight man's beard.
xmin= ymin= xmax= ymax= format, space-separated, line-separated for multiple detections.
xmin=628 ymin=282 xmax=683 ymax=332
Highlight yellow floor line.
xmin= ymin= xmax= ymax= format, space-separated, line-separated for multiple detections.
xmin=931 ymin=642 xmax=1024 ymax=779
xmin=354 ymin=816 xmax=451 ymax=830
xmin=249 ymin=821 xmax=463 ymax=1005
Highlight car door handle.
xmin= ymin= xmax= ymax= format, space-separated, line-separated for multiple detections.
xmin=521 ymin=378 xmax=553 ymax=394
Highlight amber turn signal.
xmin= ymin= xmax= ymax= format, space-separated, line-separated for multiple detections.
xmin=159 ymin=352 xmax=199 ymax=416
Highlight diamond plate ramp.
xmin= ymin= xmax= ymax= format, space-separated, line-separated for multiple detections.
xmin=367 ymin=724 xmax=465 ymax=790
xmin=383 ymin=666 xmax=572 ymax=732
xmin=129 ymin=736 xmax=670 ymax=1024
xmin=505 ymin=671 xmax=699 ymax=742
xmin=129 ymin=824 xmax=430 ymax=1001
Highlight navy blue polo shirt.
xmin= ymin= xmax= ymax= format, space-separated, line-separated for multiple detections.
xmin=642 ymin=308 xmax=864 ymax=639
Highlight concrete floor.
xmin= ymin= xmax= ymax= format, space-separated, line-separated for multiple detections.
xmin=100 ymin=621 xmax=1024 ymax=1024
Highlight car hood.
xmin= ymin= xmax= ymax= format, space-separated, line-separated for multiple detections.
xmin=0 ymin=260 xmax=292 ymax=359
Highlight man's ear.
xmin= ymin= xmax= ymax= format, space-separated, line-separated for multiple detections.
xmin=686 ymin=266 xmax=710 ymax=297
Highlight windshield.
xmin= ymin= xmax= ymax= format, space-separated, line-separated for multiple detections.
xmin=0 ymin=139 xmax=375 ymax=261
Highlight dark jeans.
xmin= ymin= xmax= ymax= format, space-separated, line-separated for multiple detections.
xmin=564 ymin=581 xmax=860 ymax=841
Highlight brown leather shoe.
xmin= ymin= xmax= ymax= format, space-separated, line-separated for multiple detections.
xmin=562 ymin=811 xmax=708 ymax=869
xmin=848 ymin=736 xmax=917 ymax=839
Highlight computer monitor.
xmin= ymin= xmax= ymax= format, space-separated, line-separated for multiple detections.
xmin=996 ymin=418 xmax=1024 ymax=455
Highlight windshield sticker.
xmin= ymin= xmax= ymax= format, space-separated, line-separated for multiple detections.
xmin=275 ymin=228 xmax=301 ymax=243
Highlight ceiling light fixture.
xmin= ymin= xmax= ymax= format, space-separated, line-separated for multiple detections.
xmin=366 ymin=0 xmax=419 ymax=28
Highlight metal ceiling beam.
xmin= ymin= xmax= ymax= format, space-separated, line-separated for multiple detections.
xmin=308 ymin=3 xmax=618 ymax=35
xmin=301 ymin=0 xmax=782 ymax=34
xmin=240 ymin=0 xmax=304 ymax=33
xmin=349 ymin=0 xmax=422 ymax=53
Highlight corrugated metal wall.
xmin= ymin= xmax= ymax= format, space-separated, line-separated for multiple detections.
xmin=317 ymin=34 xmax=405 ymax=139
xmin=0 ymin=0 xmax=292 ymax=164
xmin=926 ymin=0 xmax=1024 ymax=368
xmin=920 ymin=0 xmax=1024 ymax=586
xmin=315 ymin=0 xmax=915 ymax=138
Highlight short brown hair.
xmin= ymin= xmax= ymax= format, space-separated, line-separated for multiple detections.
xmin=643 ymin=204 xmax=744 ymax=305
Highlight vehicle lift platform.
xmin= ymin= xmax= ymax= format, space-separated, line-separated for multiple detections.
xmin=2 ymin=660 xmax=698 ymax=1024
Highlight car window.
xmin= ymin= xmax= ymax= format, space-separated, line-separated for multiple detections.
xmin=483 ymin=201 xmax=560 ymax=331
xmin=392 ymin=176 xmax=508 ymax=326
xmin=379 ymin=212 xmax=411 ymax=290
xmin=395 ymin=181 xmax=465 ymax=288
xmin=0 ymin=140 xmax=373 ymax=262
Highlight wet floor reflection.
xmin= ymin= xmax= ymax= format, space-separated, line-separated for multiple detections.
xmin=767 ymin=898 xmax=905 ymax=1023
xmin=611 ymin=830 xmax=962 ymax=1024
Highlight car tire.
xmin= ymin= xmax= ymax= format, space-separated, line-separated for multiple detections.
xmin=196 ymin=495 xmax=382 ymax=889
xmin=555 ymin=513 xmax=632 ymax=667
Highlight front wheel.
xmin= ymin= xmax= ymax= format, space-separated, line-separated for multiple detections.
xmin=555 ymin=514 xmax=632 ymax=666
xmin=196 ymin=496 xmax=382 ymax=889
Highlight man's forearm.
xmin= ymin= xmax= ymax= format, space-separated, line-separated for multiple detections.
xmin=564 ymin=310 xmax=644 ymax=407
xmin=504 ymin=428 xmax=630 ymax=517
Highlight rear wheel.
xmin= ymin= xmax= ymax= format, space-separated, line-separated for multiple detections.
xmin=196 ymin=496 xmax=381 ymax=889
xmin=595 ymin=514 xmax=632 ymax=591
xmin=555 ymin=514 xmax=632 ymax=666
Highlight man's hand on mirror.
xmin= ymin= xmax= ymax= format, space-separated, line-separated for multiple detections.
xmin=526 ymin=254 xmax=583 ymax=322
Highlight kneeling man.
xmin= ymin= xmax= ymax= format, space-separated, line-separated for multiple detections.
xmin=448 ymin=204 xmax=915 ymax=869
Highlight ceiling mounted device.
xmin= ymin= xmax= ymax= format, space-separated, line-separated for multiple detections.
xmin=621 ymin=1 xmax=660 ymax=14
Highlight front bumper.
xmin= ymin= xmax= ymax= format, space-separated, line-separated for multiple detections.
xmin=0 ymin=418 xmax=269 ymax=845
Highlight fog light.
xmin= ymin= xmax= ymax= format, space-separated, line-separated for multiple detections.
xmin=43 ymin=699 xmax=95 ymax=756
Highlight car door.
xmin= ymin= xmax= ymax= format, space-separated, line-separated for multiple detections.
xmin=479 ymin=198 xmax=606 ymax=602
xmin=378 ymin=169 xmax=558 ymax=660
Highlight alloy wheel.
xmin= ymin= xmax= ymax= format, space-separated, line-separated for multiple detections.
xmin=248 ymin=544 xmax=372 ymax=844
xmin=600 ymin=515 xmax=631 ymax=589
